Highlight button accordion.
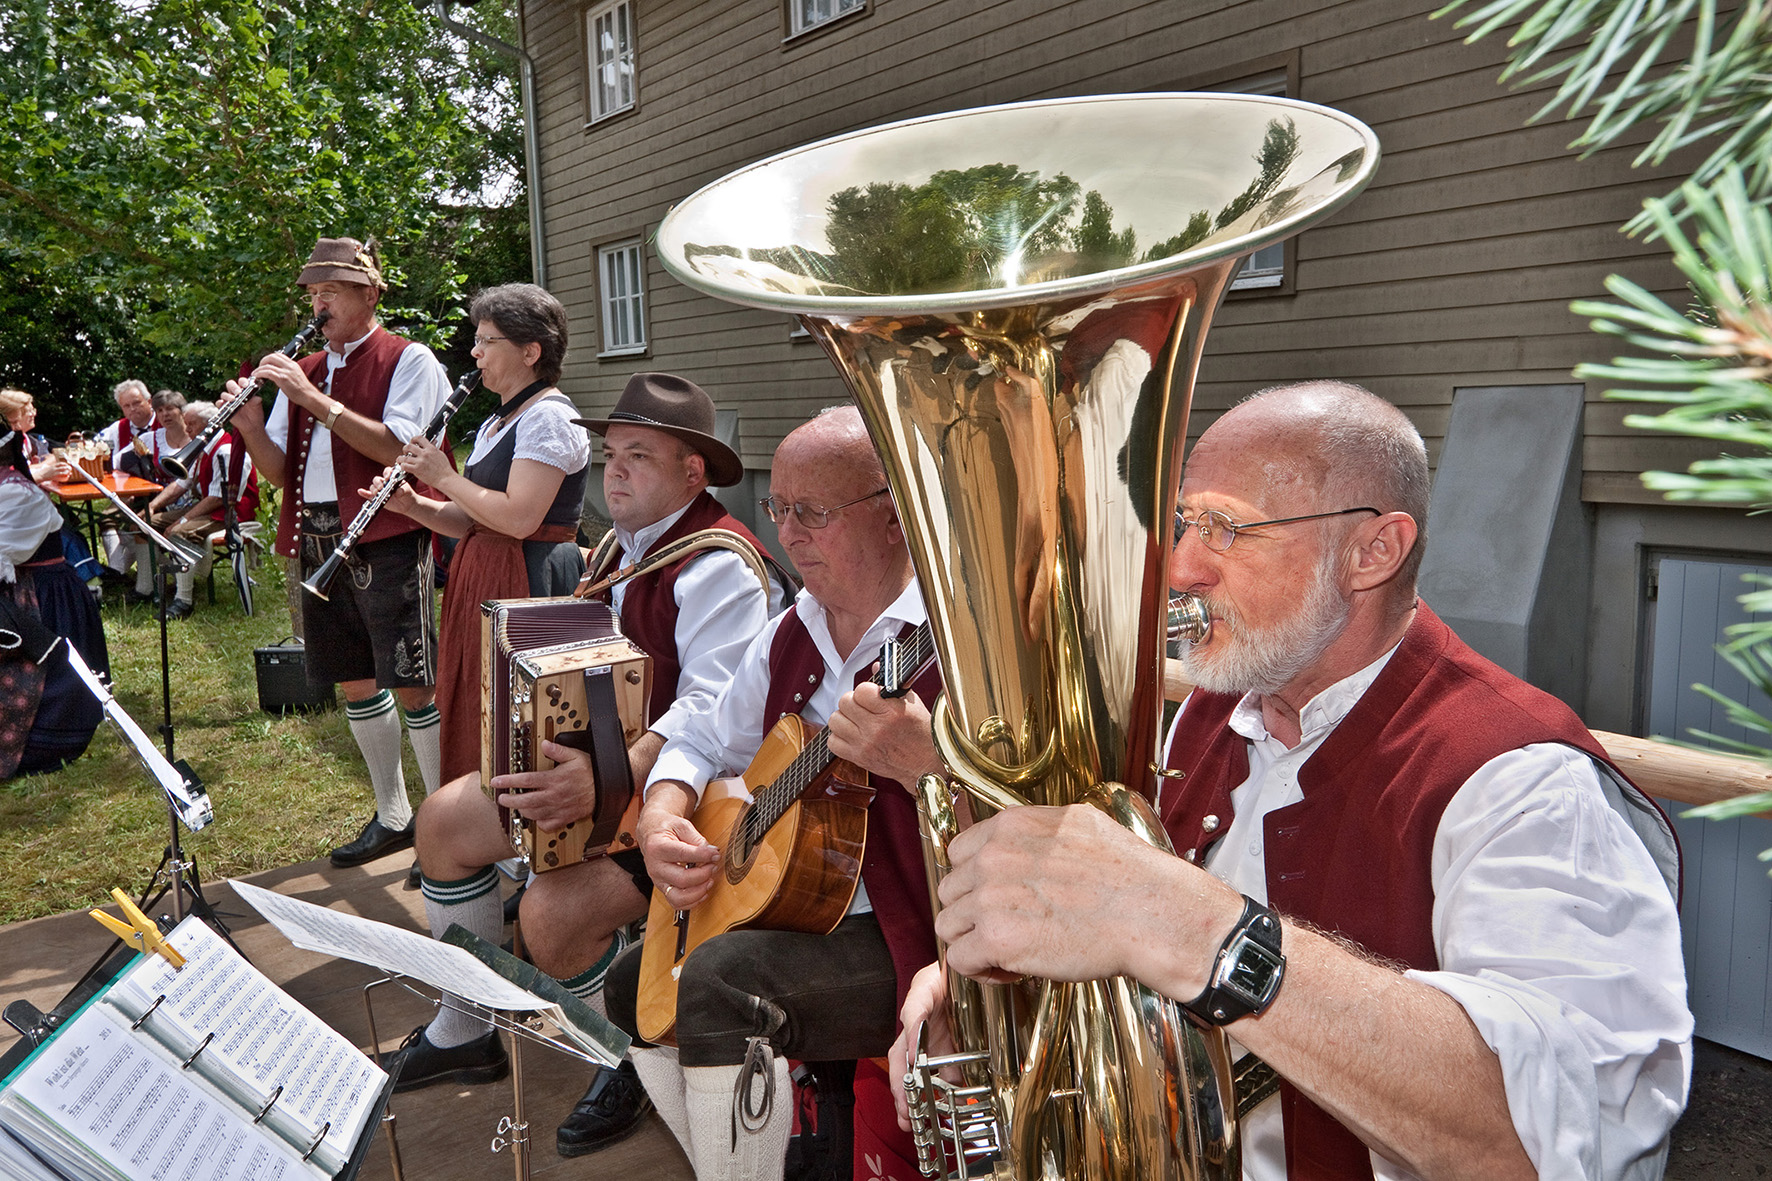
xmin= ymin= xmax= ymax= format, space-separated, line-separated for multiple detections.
xmin=481 ymin=597 xmax=651 ymax=871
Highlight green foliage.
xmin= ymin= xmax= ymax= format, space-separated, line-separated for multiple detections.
xmin=0 ymin=0 xmax=529 ymax=422
xmin=1448 ymin=1 xmax=1772 ymax=853
xmin=1572 ymin=167 xmax=1772 ymax=508
xmin=1436 ymin=0 xmax=1772 ymax=229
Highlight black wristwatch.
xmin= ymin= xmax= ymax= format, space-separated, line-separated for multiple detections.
xmin=1182 ymin=894 xmax=1286 ymax=1026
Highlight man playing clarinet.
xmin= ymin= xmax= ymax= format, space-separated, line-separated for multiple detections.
xmin=230 ymin=236 xmax=451 ymax=868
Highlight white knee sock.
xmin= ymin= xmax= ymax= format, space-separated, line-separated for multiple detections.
xmin=402 ymin=703 xmax=442 ymax=796
xmin=346 ymin=690 xmax=412 ymax=830
xmin=685 ymin=1054 xmax=792 ymax=1181
xmin=420 ymin=868 xmax=502 ymax=1047
xmin=633 ymin=1046 xmax=690 ymax=1159
xmin=134 ymin=540 xmax=154 ymax=596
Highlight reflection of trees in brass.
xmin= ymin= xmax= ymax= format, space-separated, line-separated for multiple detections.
xmin=1141 ymin=117 xmax=1302 ymax=262
xmin=678 ymin=116 xmax=1306 ymax=295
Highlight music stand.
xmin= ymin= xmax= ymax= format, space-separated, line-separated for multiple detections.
xmin=59 ymin=468 xmax=240 ymax=961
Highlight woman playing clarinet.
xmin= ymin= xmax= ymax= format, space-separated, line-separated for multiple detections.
xmin=378 ymin=284 xmax=589 ymax=782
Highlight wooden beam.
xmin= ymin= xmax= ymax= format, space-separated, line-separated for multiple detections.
xmin=1163 ymin=659 xmax=1771 ymax=810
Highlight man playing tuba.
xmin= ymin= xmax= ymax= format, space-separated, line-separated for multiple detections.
xmin=894 ymin=381 xmax=1692 ymax=1181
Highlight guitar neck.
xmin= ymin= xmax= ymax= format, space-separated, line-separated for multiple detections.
xmin=748 ymin=621 xmax=936 ymax=835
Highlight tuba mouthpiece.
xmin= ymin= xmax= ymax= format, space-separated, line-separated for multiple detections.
xmin=1167 ymin=592 xmax=1212 ymax=644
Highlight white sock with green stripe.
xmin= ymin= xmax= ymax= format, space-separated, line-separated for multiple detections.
xmin=558 ymin=929 xmax=630 ymax=1014
xmin=421 ymin=868 xmax=503 ymax=1047
xmin=346 ymin=690 xmax=411 ymax=831
xmin=402 ymin=702 xmax=442 ymax=796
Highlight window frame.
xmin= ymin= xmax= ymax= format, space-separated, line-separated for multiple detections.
xmin=584 ymin=0 xmax=638 ymax=127
xmin=1172 ymin=51 xmax=1302 ymax=298
xmin=596 ymin=237 xmax=650 ymax=359
xmin=781 ymin=0 xmax=869 ymax=45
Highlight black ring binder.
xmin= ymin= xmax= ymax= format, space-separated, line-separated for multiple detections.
xmin=129 ymin=994 xmax=166 ymax=1032
xmin=180 ymin=1031 xmax=214 ymax=1069
xmin=253 ymin=1085 xmax=284 ymax=1124
xmin=301 ymin=1122 xmax=331 ymax=1162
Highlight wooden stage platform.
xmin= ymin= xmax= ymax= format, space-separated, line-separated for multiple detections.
xmin=0 ymin=853 xmax=693 ymax=1181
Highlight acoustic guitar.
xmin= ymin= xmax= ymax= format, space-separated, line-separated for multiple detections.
xmin=635 ymin=622 xmax=935 ymax=1044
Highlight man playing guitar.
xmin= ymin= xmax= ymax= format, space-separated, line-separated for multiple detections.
xmin=599 ymin=406 xmax=945 ymax=1181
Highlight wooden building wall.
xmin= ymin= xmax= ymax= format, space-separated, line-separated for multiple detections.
xmin=520 ymin=0 xmax=1701 ymax=497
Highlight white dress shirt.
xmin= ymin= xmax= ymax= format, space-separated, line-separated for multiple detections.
xmin=0 ymin=474 xmax=63 ymax=584
xmin=610 ymin=498 xmax=787 ymax=745
xmin=265 ymin=327 xmax=449 ymax=503
xmin=646 ymin=579 xmax=929 ymax=917
xmin=1174 ymin=646 xmax=1692 ymax=1181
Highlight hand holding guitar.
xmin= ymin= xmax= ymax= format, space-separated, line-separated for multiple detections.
xmin=826 ymin=682 xmax=941 ymax=789
xmin=634 ymin=781 xmax=721 ymax=910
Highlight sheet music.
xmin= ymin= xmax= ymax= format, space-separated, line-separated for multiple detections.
xmin=104 ymin=917 xmax=382 ymax=1172
xmin=0 ymin=1003 xmax=322 ymax=1181
xmin=229 ymin=880 xmax=556 ymax=1012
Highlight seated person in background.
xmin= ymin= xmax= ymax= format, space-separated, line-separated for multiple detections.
xmin=0 ymin=402 xmax=108 ymax=776
xmin=891 ymin=380 xmax=1692 ymax=1181
xmin=94 ymin=378 xmax=158 ymax=574
xmin=0 ymin=389 xmax=73 ymax=489
xmin=384 ymin=372 xmax=788 ymax=1161
xmin=380 ymin=282 xmax=588 ymax=784
xmin=136 ymin=401 xmax=258 ymax=620
xmin=599 ymin=405 xmax=944 ymax=1181
xmin=118 ymin=389 xmax=187 ymax=486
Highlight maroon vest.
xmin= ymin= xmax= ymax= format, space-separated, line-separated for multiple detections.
xmin=763 ymin=609 xmax=941 ymax=1017
xmin=274 ymin=326 xmax=419 ymax=557
xmin=606 ymin=491 xmax=774 ymax=723
xmin=1160 ymin=602 xmax=1667 ymax=1180
xmin=111 ymin=417 xmax=139 ymax=451
xmin=192 ymin=435 xmax=260 ymax=523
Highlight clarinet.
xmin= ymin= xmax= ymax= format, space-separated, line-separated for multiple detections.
xmin=302 ymin=370 xmax=481 ymax=601
xmin=161 ymin=310 xmax=331 ymax=481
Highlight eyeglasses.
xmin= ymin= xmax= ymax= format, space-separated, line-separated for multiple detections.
xmin=759 ymin=488 xmax=888 ymax=529
xmin=472 ymin=335 xmax=510 ymax=348
xmin=1174 ymin=506 xmax=1380 ymax=552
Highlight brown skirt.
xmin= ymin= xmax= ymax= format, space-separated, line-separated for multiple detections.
xmin=435 ymin=524 xmax=575 ymax=783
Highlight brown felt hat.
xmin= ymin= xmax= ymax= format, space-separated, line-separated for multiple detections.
xmin=575 ymin=372 xmax=743 ymax=487
xmin=296 ymin=236 xmax=386 ymax=290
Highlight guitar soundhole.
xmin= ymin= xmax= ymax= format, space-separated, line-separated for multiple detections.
xmin=725 ymin=806 xmax=759 ymax=883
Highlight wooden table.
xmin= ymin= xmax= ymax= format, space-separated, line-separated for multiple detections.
xmin=50 ymin=471 xmax=163 ymax=564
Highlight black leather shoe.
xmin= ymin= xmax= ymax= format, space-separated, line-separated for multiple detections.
xmin=405 ymin=859 xmax=422 ymax=891
xmin=330 ymin=815 xmax=416 ymax=867
xmin=163 ymin=599 xmax=194 ymax=620
xmin=384 ymin=1024 xmax=508 ymax=1093
xmin=124 ymin=587 xmax=157 ymax=607
xmin=557 ymin=1060 xmax=651 ymax=1157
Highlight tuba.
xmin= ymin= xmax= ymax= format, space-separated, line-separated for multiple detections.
xmin=657 ymin=93 xmax=1378 ymax=1181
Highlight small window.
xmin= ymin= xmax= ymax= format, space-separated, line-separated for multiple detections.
xmin=598 ymin=240 xmax=648 ymax=356
xmin=787 ymin=0 xmax=865 ymax=38
xmin=586 ymin=0 xmax=636 ymax=123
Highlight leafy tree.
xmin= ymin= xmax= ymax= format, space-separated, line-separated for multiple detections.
xmin=1443 ymin=0 xmax=1772 ymax=841
xmin=0 ymin=0 xmax=527 ymax=439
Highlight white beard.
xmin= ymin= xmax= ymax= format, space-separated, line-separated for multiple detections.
xmin=1179 ymin=551 xmax=1351 ymax=698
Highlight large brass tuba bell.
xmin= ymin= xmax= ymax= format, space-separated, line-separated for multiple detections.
xmin=657 ymin=93 xmax=1379 ymax=1181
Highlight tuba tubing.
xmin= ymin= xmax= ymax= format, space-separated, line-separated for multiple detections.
xmin=654 ymin=92 xmax=1380 ymax=1181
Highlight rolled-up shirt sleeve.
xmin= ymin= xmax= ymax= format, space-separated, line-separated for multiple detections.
xmin=1401 ymin=744 xmax=1692 ymax=1181
xmin=646 ymin=549 xmax=777 ymax=748
xmin=383 ymin=343 xmax=449 ymax=444
xmin=648 ymin=610 xmax=784 ymax=797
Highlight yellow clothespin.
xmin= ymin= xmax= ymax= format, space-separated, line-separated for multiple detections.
xmin=89 ymin=888 xmax=186 ymax=970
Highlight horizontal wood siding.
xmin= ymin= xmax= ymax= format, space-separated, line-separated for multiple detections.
xmin=523 ymin=0 xmax=1695 ymax=490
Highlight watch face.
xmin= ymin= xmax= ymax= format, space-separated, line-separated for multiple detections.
xmin=1222 ymin=934 xmax=1285 ymax=1003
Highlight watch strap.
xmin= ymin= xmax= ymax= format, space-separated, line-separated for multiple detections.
xmin=1182 ymin=894 xmax=1285 ymax=1026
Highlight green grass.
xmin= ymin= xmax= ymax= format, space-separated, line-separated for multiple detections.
xmin=0 ymin=556 xmax=427 ymax=925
